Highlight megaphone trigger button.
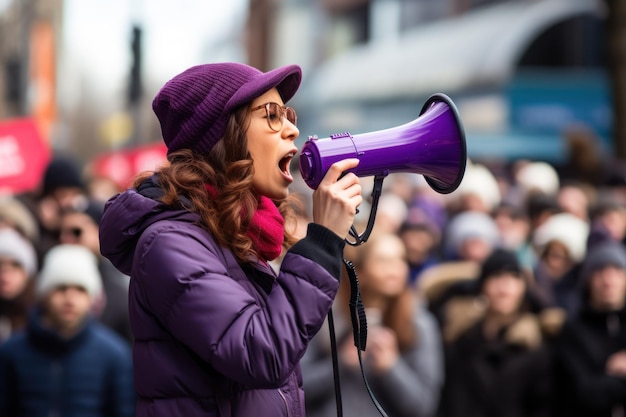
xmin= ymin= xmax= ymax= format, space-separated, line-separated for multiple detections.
xmin=330 ymin=132 xmax=352 ymax=140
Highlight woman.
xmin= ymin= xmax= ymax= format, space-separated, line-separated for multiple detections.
xmin=0 ymin=227 xmax=37 ymax=344
xmin=302 ymin=232 xmax=443 ymax=417
xmin=99 ymin=62 xmax=362 ymax=417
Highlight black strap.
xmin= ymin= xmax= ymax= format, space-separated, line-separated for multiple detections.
xmin=327 ymin=259 xmax=389 ymax=417
xmin=346 ymin=175 xmax=385 ymax=246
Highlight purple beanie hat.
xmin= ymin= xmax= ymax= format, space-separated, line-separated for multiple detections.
xmin=153 ymin=62 xmax=302 ymax=155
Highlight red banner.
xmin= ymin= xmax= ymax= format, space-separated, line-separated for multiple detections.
xmin=0 ymin=118 xmax=51 ymax=195
xmin=91 ymin=142 xmax=168 ymax=189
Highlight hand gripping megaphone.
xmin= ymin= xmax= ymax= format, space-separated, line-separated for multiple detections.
xmin=299 ymin=93 xmax=467 ymax=245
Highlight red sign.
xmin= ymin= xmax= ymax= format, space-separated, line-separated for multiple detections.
xmin=0 ymin=118 xmax=51 ymax=195
xmin=91 ymin=142 xmax=168 ymax=189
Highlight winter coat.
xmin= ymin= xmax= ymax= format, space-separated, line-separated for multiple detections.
xmin=99 ymin=184 xmax=345 ymax=417
xmin=553 ymin=306 xmax=626 ymax=417
xmin=0 ymin=308 xmax=135 ymax=417
xmin=437 ymin=316 xmax=553 ymax=417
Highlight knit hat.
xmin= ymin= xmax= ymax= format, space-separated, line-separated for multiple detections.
xmin=0 ymin=197 xmax=39 ymax=242
xmin=444 ymin=211 xmax=500 ymax=258
xmin=456 ymin=162 xmax=501 ymax=211
xmin=533 ymin=213 xmax=589 ymax=263
xmin=516 ymin=161 xmax=560 ymax=196
xmin=42 ymin=155 xmax=85 ymax=197
xmin=478 ymin=248 xmax=522 ymax=287
xmin=581 ymin=242 xmax=626 ymax=284
xmin=37 ymin=245 xmax=102 ymax=299
xmin=0 ymin=227 xmax=37 ymax=277
xmin=153 ymin=62 xmax=302 ymax=155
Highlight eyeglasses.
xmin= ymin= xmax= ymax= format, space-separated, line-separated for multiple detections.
xmin=251 ymin=102 xmax=297 ymax=132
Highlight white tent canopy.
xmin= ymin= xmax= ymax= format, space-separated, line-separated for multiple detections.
xmin=304 ymin=0 xmax=602 ymax=104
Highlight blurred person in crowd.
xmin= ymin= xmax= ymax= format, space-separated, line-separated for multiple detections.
xmin=86 ymin=174 xmax=123 ymax=204
xmin=510 ymin=161 xmax=560 ymax=209
xmin=17 ymin=154 xmax=87 ymax=260
xmin=557 ymin=181 xmax=593 ymax=221
xmin=399 ymin=219 xmax=441 ymax=286
xmin=525 ymin=192 xmax=562 ymax=232
xmin=452 ymin=162 xmax=501 ymax=215
xmin=0 ymin=228 xmax=37 ymax=343
xmin=385 ymin=173 xmax=422 ymax=206
xmin=373 ymin=192 xmax=408 ymax=234
xmin=532 ymin=212 xmax=590 ymax=317
xmin=0 ymin=244 xmax=135 ymax=417
xmin=302 ymin=232 xmax=443 ymax=417
xmin=443 ymin=210 xmax=500 ymax=263
xmin=98 ymin=62 xmax=362 ymax=417
xmin=492 ymin=202 xmax=534 ymax=269
xmin=437 ymin=248 xmax=553 ymax=417
xmin=420 ymin=210 xmax=500 ymax=324
xmin=553 ymin=241 xmax=626 ymax=417
xmin=587 ymin=194 xmax=626 ymax=247
xmin=0 ymin=197 xmax=39 ymax=245
xmin=59 ymin=199 xmax=132 ymax=342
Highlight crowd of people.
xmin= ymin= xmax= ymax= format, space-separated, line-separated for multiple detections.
xmin=2 ymin=144 xmax=626 ymax=417
xmin=289 ymin=138 xmax=626 ymax=417
xmin=1 ymin=60 xmax=625 ymax=417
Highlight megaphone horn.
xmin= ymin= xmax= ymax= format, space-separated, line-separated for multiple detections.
xmin=299 ymin=93 xmax=467 ymax=245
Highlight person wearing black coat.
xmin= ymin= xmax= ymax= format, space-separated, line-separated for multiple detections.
xmin=437 ymin=249 xmax=553 ymax=417
xmin=553 ymin=241 xmax=626 ymax=417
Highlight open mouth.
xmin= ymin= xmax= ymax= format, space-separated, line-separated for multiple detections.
xmin=279 ymin=151 xmax=296 ymax=174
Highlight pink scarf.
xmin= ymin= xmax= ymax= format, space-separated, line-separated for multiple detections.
xmin=205 ymin=185 xmax=284 ymax=261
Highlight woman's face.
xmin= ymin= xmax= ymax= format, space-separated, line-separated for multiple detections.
xmin=0 ymin=256 xmax=29 ymax=300
xmin=247 ymin=88 xmax=299 ymax=200
xmin=362 ymin=235 xmax=409 ymax=298
xmin=541 ymin=240 xmax=573 ymax=279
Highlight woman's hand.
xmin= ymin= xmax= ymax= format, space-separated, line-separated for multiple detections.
xmin=606 ymin=350 xmax=626 ymax=378
xmin=312 ymin=159 xmax=362 ymax=239
xmin=366 ymin=325 xmax=400 ymax=373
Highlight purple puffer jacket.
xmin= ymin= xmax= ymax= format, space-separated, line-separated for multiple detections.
xmin=99 ymin=184 xmax=344 ymax=417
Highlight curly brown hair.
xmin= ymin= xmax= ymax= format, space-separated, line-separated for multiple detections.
xmin=134 ymin=105 xmax=299 ymax=264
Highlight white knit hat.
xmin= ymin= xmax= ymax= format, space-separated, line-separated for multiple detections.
xmin=445 ymin=211 xmax=500 ymax=257
xmin=533 ymin=213 xmax=590 ymax=262
xmin=0 ymin=227 xmax=37 ymax=277
xmin=516 ymin=161 xmax=560 ymax=196
xmin=456 ymin=163 xmax=501 ymax=211
xmin=37 ymin=244 xmax=102 ymax=299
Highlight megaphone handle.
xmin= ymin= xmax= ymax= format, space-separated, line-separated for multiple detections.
xmin=346 ymin=175 xmax=385 ymax=246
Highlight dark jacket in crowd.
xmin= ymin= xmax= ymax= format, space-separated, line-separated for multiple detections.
xmin=98 ymin=258 xmax=133 ymax=343
xmin=99 ymin=186 xmax=344 ymax=417
xmin=0 ymin=308 xmax=135 ymax=417
xmin=553 ymin=306 xmax=626 ymax=417
xmin=438 ymin=317 xmax=553 ymax=417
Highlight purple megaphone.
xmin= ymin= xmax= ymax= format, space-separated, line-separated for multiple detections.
xmin=299 ymin=93 xmax=467 ymax=245
xmin=299 ymin=93 xmax=467 ymax=194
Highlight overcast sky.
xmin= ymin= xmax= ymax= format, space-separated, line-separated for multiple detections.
xmin=61 ymin=0 xmax=248 ymax=107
